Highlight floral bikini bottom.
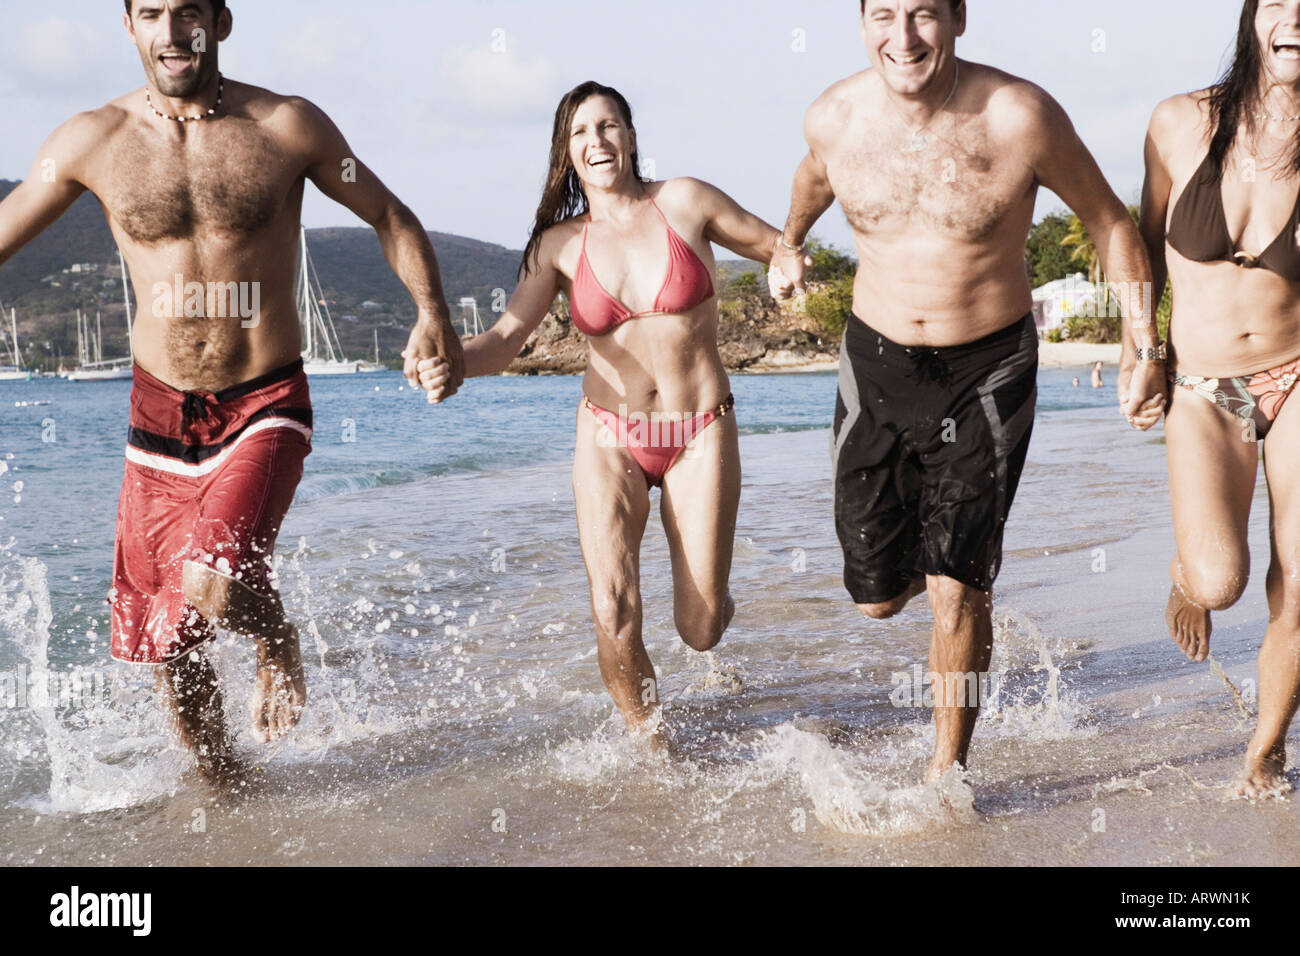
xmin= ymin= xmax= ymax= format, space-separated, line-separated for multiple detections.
xmin=1171 ymin=357 xmax=1300 ymax=441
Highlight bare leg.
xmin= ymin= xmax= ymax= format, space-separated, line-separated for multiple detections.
xmin=183 ymin=562 xmax=306 ymax=743
xmin=573 ymin=403 xmax=659 ymax=742
xmin=659 ymin=412 xmax=742 ymax=652
xmin=1238 ymin=408 xmax=1300 ymax=798
xmin=155 ymin=649 xmax=244 ymax=785
xmin=923 ymin=576 xmax=993 ymax=783
xmin=856 ymin=577 xmax=927 ymax=621
xmin=1163 ymin=388 xmax=1257 ymax=662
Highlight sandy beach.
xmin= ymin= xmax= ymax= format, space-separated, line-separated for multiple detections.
xmin=1037 ymin=342 xmax=1124 ymax=369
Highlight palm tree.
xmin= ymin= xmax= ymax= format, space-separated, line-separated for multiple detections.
xmin=1060 ymin=214 xmax=1100 ymax=283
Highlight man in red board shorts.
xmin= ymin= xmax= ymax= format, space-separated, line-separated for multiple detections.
xmin=0 ymin=0 xmax=464 ymax=783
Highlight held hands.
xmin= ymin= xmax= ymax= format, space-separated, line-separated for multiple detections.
xmin=768 ymin=245 xmax=815 ymax=302
xmin=416 ymin=356 xmax=454 ymax=404
xmin=402 ymin=310 xmax=465 ymax=404
xmin=1118 ymin=359 xmax=1166 ymax=431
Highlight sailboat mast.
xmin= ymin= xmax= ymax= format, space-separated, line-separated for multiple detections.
xmin=119 ymin=250 xmax=134 ymax=357
xmin=96 ymin=311 xmax=103 ymax=364
xmin=300 ymin=228 xmax=312 ymax=359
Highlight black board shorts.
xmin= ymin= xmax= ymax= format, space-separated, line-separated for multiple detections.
xmin=831 ymin=312 xmax=1038 ymax=604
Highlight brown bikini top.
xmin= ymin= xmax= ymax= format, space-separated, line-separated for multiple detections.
xmin=1167 ymin=150 xmax=1300 ymax=282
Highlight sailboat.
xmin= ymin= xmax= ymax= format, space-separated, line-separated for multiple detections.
xmin=0 ymin=303 xmax=32 ymax=381
xmin=67 ymin=252 xmax=134 ymax=381
xmin=357 ymin=327 xmax=384 ymax=374
xmin=297 ymin=228 xmax=360 ymax=375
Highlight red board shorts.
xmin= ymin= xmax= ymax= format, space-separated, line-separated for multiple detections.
xmin=109 ymin=359 xmax=312 ymax=664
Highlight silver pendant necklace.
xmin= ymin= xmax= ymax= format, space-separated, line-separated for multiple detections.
xmin=890 ymin=63 xmax=961 ymax=153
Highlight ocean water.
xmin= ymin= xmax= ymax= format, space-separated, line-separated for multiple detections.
xmin=0 ymin=367 xmax=1296 ymax=866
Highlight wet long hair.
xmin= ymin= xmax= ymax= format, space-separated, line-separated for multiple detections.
xmin=1206 ymin=0 xmax=1300 ymax=176
xmin=521 ymin=82 xmax=646 ymax=278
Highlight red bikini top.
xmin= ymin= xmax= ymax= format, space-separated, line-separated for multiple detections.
xmin=570 ymin=195 xmax=715 ymax=337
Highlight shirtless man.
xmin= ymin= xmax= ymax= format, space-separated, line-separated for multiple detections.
xmin=0 ymin=0 xmax=464 ymax=783
xmin=770 ymin=0 xmax=1165 ymax=783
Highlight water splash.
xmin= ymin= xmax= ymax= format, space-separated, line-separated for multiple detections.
xmin=0 ymin=551 xmax=182 ymax=813
xmin=979 ymin=607 xmax=1091 ymax=740
xmin=747 ymin=724 xmax=977 ymax=837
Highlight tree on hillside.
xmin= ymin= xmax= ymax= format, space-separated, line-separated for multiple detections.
xmin=803 ymin=238 xmax=855 ymax=334
xmin=806 ymin=238 xmax=856 ymax=282
xmin=1024 ymin=212 xmax=1075 ymax=288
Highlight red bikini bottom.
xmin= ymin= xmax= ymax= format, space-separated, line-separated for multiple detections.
xmin=584 ymin=393 xmax=734 ymax=487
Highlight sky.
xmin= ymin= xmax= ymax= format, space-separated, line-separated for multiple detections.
xmin=0 ymin=0 xmax=1244 ymax=255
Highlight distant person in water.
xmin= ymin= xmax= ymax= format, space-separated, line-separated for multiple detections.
xmin=1141 ymin=0 xmax=1300 ymax=798
xmin=419 ymin=82 xmax=790 ymax=745
xmin=769 ymin=0 xmax=1162 ymax=785
xmin=0 ymin=0 xmax=463 ymax=783
xmin=1091 ymin=360 xmax=1105 ymax=388
xmin=1072 ymin=377 xmax=1081 ymax=388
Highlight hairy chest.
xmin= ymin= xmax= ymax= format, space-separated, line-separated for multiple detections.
xmin=828 ymin=123 xmax=1032 ymax=242
xmin=97 ymin=124 xmax=299 ymax=244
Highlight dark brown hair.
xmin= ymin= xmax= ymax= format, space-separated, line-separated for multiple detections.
xmin=125 ymin=0 xmax=227 ymax=15
xmin=1204 ymin=1 xmax=1300 ymax=176
xmin=860 ymin=0 xmax=963 ymax=13
xmin=521 ymin=81 xmax=645 ymax=277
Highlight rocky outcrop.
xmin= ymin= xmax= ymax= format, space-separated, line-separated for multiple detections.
xmin=504 ymin=289 xmax=841 ymax=376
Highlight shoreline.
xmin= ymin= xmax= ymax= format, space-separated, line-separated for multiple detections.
xmin=738 ymin=341 xmax=1123 ymax=375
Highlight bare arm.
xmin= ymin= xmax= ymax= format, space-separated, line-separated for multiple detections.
xmin=1025 ymin=86 xmax=1164 ymax=427
xmin=0 ymin=117 xmax=97 ymax=271
xmin=678 ymin=178 xmax=781 ymax=263
xmin=1139 ymin=100 xmax=1178 ymax=345
xmin=771 ymin=102 xmax=839 ymax=298
xmin=1028 ymin=92 xmax=1156 ymax=348
xmin=466 ymin=250 xmax=561 ymax=378
xmin=782 ymin=152 xmax=836 ymax=250
xmin=291 ymin=98 xmax=463 ymax=394
xmin=418 ymin=230 xmax=564 ymax=400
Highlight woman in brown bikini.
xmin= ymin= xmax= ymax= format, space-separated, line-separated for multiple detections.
xmin=1141 ymin=0 xmax=1300 ymax=798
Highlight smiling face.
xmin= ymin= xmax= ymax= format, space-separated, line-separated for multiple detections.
xmin=568 ymin=95 xmax=637 ymax=192
xmin=1257 ymin=0 xmax=1300 ymax=87
xmin=861 ymin=0 xmax=965 ymax=96
xmin=124 ymin=0 xmax=231 ymax=99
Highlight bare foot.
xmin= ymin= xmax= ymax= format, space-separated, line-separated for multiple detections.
xmin=1166 ymin=583 xmax=1212 ymax=663
xmin=1236 ymin=745 xmax=1292 ymax=800
xmin=924 ymin=757 xmax=962 ymax=786
xmin=626 ymin=707 xmax=676 ymax=757
xmin=195 ymin=746 xmax=250 ymax=789
xmin=251 ymin=624 xmax=307 ymax=743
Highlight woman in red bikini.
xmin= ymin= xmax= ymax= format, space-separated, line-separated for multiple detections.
xmin=419 ymin=81 xmax=789 ymax=743
xmin=1141 ymin=0 xmax=1300 ymax=798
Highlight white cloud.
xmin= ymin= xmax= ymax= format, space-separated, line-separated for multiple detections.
xmin=5 ymin=18 xmax=115 ymax=88
xmin=282 ymin=17 xmax=344 ymax=76
xmin=439 ymin=44 xmax=559 ymax=121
